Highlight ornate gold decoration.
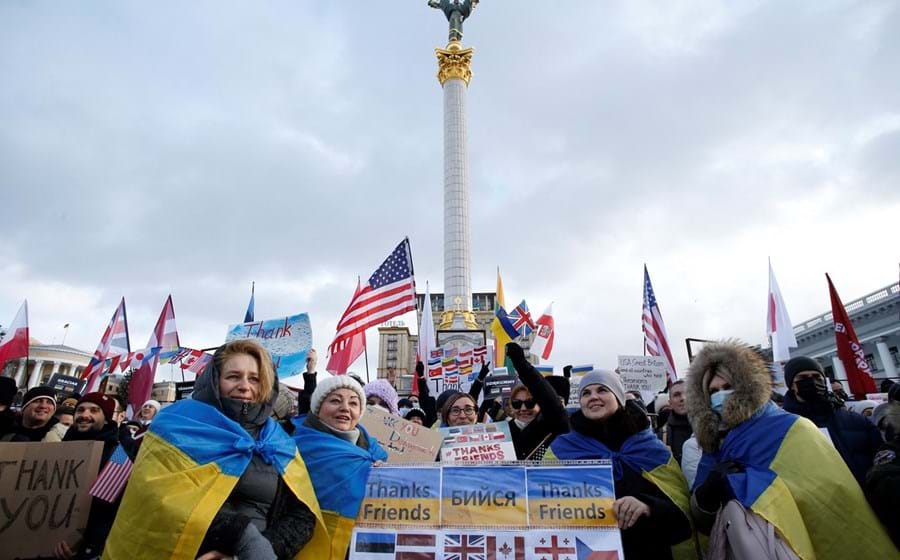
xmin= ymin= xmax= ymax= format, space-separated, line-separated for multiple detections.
xmin=435 ymin=41 xmax=474 ymax=86
xmin=439 ymin=309 xmax=480 ymax=330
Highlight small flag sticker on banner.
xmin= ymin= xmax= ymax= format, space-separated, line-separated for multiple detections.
xmin=89 ymin=444 xmax=133 ymax=502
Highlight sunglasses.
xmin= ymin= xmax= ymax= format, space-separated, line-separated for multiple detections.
xmin=511 ymin=399 xmax=537 ymax=410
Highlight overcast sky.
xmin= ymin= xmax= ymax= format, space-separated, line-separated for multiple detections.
xmin=1 ymin=1 xmax=898 ymax=381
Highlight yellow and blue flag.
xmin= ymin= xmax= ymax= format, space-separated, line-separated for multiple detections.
xmin=103 ymin=399 xmax=329 ymax=559
xmin=694 ymin=403 xmax=896 ymax=559
xmin=292 ymin=417 xmax=388 ymax=560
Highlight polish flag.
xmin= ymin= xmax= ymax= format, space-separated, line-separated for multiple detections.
xmin=530 ymin=303 xmax=555 ymax=360
xmin=0 ymin=301 xmax=29 ymax=366
xmin=129 ymin=296 xmax=179 ymax=414
xmin=766 ymin=259 xmax=797 ymax=362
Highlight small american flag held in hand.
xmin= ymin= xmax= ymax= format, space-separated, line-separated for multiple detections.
xmin=89 ymin=444 xmax=133 ymax=502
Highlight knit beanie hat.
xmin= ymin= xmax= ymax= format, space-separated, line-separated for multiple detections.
xmin=577 ymin=370 xmax=626 ymax=406
xmin=783 ymin=356 xmax=824 ymax=389
xmin=404 ymin=407 xmax=427 ymax=423
xmin=435 ymin=388 xmax=458 ymax=414
xmin=142 ymin=399 xmax=161 ymax=413
xmin=310 ymin=375 xmax=366 ymax=417
xmin=78 ymin=392 xmax=116 ymax=422
xmin=0 ymin=376 xmax=17 ymax=407
xmin=364 ymin=379 xmax=399 ymax=415
xmin=22 ymin=386 xmax=57 ymax=411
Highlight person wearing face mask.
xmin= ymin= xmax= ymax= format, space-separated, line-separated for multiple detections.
xmin=504 ymin=342 xmax=570 ymax=460
xmin=292 ymin=375 xmax=387 ymax=559
xmin=104 ymin=340 xmax=329 ymax=560
xmin=781 ymin=356 xmax=883 ymax=486
xmin=546 ymin=370 xmax=694 ymax=560
xmin=364 ymin=378 xmax=399 ymax=416
xmin=686 ymin=341 xmax=896 ymax=559
xmin=866 ymin=401 xmax=900 ymax=548
xmin=397 ymin=397 xmax=414 ymax=419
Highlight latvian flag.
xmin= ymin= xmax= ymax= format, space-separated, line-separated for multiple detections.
xmin=89 ymin=445 xmax=133 ymax=502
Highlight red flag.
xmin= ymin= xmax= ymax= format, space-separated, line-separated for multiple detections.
xmin=827 ymin=274 xmax=876 ymax=398
xmin=326 ymin=279 xmax=367 ymax=375
xmin=0 ymin=300 xmax=29 ymax=366
xmin=530 ymin=303 xmax=555 ymax=360
xmin=129 ymin=296 xmax=179 ymax=414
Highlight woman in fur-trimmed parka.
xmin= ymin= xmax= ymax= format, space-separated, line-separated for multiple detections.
xmin=685 ymin=340 xmax=897 ymax=559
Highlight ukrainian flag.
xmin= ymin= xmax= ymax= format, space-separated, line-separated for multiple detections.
xmin=694 ymin=402 xmax=896 ymax=559
xmin=547 ymin=428 xmax=698 ymax=560
xmin=292 ymin=416 xmax=388 ymax=560
xmin=103 ymin=399 xmax=329 ymax=560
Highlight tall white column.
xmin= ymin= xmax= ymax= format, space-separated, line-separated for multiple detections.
xmin=831 ymin=355 xmax=847 ymax=382
xmin=27 ymin=360 xmax=45 ymax=389
xmin=50 ymin=360 xmax=61 ymax=376
xmin=876 ymin=339 xmax=897 ymax=378
xmin=14 ymin=359 xmax=27 ymax=387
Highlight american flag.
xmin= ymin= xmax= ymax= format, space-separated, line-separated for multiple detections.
xmin=89 ymin=444 xmax=133 ymax=502
xmin=81 ymin=298 xmax=131 ymax=392
xmin=329 ymin=239 xmax=417 ymax=357
xmin=643 ymin=266 xmax=677 ymax=384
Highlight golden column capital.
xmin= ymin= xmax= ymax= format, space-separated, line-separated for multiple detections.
xmin=435 ymin=41 xmax=474 ymax=86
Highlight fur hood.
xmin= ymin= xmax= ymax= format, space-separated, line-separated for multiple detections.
xmin=685 ymin=340 xmax=772 ymax=453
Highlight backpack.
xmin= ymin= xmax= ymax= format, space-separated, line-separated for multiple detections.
xmin=707 ymin=500 xmax=799 ymax=560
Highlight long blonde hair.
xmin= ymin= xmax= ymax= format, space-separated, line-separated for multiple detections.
xmin=215 ymin=339 xmax=276 ymax=403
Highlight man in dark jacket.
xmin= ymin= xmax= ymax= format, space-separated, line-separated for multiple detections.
xmin=55 ymin=392 xmax=123 ymax=559
xmin=866 ymin=401 xmax=900 ymax=548
xmin=663 ymin=379 xmax=693 ymax=464
xmin=0 ymin=385 xmax=59 ymax=442
xmin=0 ymin=376 xmax=17 ymax=437
xmin=781 ymin=356 xmax=882 ymax=486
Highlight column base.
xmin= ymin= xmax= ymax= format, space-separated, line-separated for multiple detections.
xmin=439 ymin=310 xmax=479 ymax=331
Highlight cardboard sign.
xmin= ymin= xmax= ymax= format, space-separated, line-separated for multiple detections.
xmin=439 ymin=423 xmax=516 ymax=463
xmin=360 ymin=406 xmax=443 ymax=463
xmin=483 ymin=368 xmax=519 ymax=400
xmin=617 ymin=355 xmax=668 ymax=400
xmin=0 ymin=441 xmax=104 ymax=559
xmin=47 ymin=374 xmax=87 ymax=398
xmin=226 ymin=313 xmax=313 ymax=377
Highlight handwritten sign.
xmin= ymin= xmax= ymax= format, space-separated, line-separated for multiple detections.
xmin=483 ymin=368 xmax=519 ymax=400
xmin=358 ymin=466 xmax=441 ymax=528
xmin=617 ymin=355 xmax=668 ymax=400
xmin=527 ymin=465 xmax=616 ymax=528
xmin=360 ymin=406 xmax=442 ymax=463
xmin=439 ymin=423 xmax=516 ymax=463
xmin=226 ymin=313 xmax=313 ymax=377
xmin=0 ymin=441 xmax=104 ymax=559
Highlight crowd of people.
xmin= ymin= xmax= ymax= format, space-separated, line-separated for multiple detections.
xmin=2 ymin=338 xmax=899 ymax=559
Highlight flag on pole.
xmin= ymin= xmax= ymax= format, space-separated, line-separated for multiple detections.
xmin=643 ymin=265 xmax=678 ymax=384
xmin=89 ymin=444 xmax=134 ymax=502
xmin=507 ymin=300 xmax=536 ymax=338
xmin=767 ymin=259 xmax=797 ymax=362
xmin=81 ymin=299 xmax=131 ymax=393
xmin=116 ymin=347 xmax=162 ymax=373
xmin=244 ymin=282 xmax=255 ymax=323
xmin=414 ymin=282 xmax=436 ymax=396
xmin=0 ymin=300 xmax=29 ymax=366
xmin=490 ymin=268 xmax=517 ymax=365
xmin=827 ymin=274 xmax=877 ymax=398
xmin=129 ymin=296 xmax=180 ymax=414
xmin=326 ymin=278 xmax=368 ymax=375
xmin=168 ymin=347 xmax=213 ymax=374
xmin=328 ymin=238 xmax=417 ymax=362
xmin=530 ymin=303 xmax=555 ymax=360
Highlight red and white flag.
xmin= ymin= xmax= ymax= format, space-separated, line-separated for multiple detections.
xmin=643 ymin=265 xmax=678 ymax=384
xmin=129 ymin=296 xmax=179 ymax=414
xmin=0 ymin=300 xmax=29 ymax=367
xmin=89 ymin=444 xmax=133 ymax=502
xmin=328 ymin=239 xmax=417 ymax=366
xmin=827 ymin=274 xmax=877 ymax=398
xmin=530 ymin=303 xmax=555 ymax=360
xmin=417 ymin=283 xmax=436 ymax=366
xmin=326 ymin=278 xmax=367 ymax=375
xmin=81 ymin=299 xmax=131 ymax=393
xmin=169 ymin=347 xmax=213 ymax=374
xmin=766 ymin=259 xmax=797 ymax=362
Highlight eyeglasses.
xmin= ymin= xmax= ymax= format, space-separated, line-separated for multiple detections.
xmin=449 ymin=406 xmax=477 ymax=416
xmin=510 ymin=399 xmax=537 ymax=410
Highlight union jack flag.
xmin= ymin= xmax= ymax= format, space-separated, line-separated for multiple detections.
xmin=89 ymin=444 xmax=133 ymax=502
xmin=443 ymin=533 xmax=486 ymax=560
xmin=506 ymin=300 xmax=535 ymax=338
xmin=81 ymin=298 xmax=131 ymax=392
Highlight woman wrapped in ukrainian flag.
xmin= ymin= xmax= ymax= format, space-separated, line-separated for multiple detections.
xmin=685 ymin=340 xmax=897 ymax=559
xmin=104 ymin=340 xmax=329 ymax=560
xmin=545 ymin=369 xmax=696 ymax=560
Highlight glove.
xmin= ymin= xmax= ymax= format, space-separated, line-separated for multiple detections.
xmin=477 ymin=362 xmax=491 ymax=381
xmin=415 ymin=361 xmax=425 ymax=378
xmin=563 ymin=365 xmax=573 ymax=379
xmin=694 ymin=462 xmax=742 ymax=512
xmin=505 ymin=342 xmax=527 ymax=367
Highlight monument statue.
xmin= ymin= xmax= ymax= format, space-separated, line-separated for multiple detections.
xmin=428 ymin=0 xmax=479 ymax=42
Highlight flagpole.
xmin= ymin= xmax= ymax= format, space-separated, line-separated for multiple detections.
xmin=364 ymin=337 xmax=370 ymax=383
xmin=61 ymin=324 xmax=70 ymax=346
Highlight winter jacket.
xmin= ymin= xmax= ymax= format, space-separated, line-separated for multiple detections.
xmin=505 ymin=355 xmax=569 ymax=460
xmin=782 ymin=391 xmax=883 ymax=486
xmin=296 ymin=371 xmax=317 ymax=415
xmin=62 ymin=421 xmax=121 ymax=558
xmin=193 ymin=353 xmax=316 ymax=560
xmin=665 ymin=411 xmax=693 ymax=464
xmin=42 ymin=420 xmax=70 ymax=442
xmin=0 ymin=414 xmax=59 ymax=442
xmin=865 ymin=439 xmax=900 ymax=549
xmin=416 ymin=372 xmax=439 ymax=427
xmin=0 ymin=408 xmax=16 ymax=438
